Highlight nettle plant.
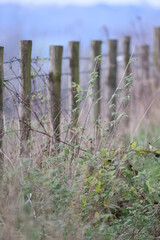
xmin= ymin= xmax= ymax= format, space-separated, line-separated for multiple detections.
xmin=79 ymin=141 xmax=160 ymax=239
xmin=22 ymin=56 xmax=160 ymax=239
xmin=68 ymin=56 xmax=160 ymax=239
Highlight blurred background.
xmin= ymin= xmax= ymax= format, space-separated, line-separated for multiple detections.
xmin=0 ymin=0 xmax=160 ymax=59
xmin=1 ymin=0 xmax=160 ymax=139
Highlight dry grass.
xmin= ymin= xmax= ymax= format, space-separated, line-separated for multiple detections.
xmin=1 ymin=60 xmax=160 ymax=239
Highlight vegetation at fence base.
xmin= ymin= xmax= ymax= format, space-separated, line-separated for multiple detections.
xmin=1 ymin=36 xmax=160 ymax=239
xmin=82 ymin=144 xmax=160 ymax=239
xmin=0 ymin=136 xmax=160 ymax=240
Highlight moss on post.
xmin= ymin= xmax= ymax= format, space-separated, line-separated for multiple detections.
xmin=19 ymin=40 xmax=32 ymax=155
xmin=107 ymin=39 xmax=118 ymax=123
xmin=48 ymin=45 xmax=63 ymax=143
xmin=69 ymin=41 xmax=80 ymax=127
xmin=123 ymin=36 xmax=131 ymax=128
xmin=90 ymin=40 xmax=102 ymax=128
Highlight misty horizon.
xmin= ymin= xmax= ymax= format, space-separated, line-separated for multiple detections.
xmin=0 ymin=3 xmax=159 ymax=60
xmin=0 ymin=0 xmax=160 ymax=8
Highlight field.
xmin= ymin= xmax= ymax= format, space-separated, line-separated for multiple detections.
xmin=0 ymin=34 xmax=160 ymax=239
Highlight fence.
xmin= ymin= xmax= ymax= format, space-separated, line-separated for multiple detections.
xmin=1 ymin=27 xmax=160 ymax=157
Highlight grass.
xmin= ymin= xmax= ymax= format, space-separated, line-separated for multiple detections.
xmin=1 ymin=126 xmax=160 ymax=240
xmin=1 ymin=57 xmax=160 ymax=239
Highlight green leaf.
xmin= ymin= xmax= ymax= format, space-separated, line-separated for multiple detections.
xmin=131 ymin=141 xmax=137 ymax=150
xmin=95 ymin=55 xmax=102 ymax=62
xmin=64 ymin=148 xmax=69 ymax=155
xmin=82 ymin=197 xmax=86 ymax=205
xmin=95 ymin=183 xmax=101 ymax=193
xmin=102 ymin=149 xmax=107 ymax=157
xmin=144 ymin=183 xmax=149 ymax=193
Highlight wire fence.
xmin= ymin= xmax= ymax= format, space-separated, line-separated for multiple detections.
xmin=3 ymin=48 xmax=157 ymax=123
xmin=0 ymin=28 xmax=160 ymax=158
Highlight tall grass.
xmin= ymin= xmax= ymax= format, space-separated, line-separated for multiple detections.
xmin=0 ymin=56 xmax=160 ymax=240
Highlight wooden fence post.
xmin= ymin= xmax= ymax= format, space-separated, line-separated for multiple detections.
xmin=123 ymin=36 xmax=131 ymax=77
xmin=90 ymin=40 xmax=102 ymax=127
xmin=140 ymin=44 xmax=151 ymax=116
xmin=153 ymin=27 xmax=160 ymax=85
xmin=19 ymin=40 xmax=32 ymax=155
xmin=123 ymin=36 xmax=131 ymax=127
xmin=107 ymin=39 xmax=118 ymax=123
xmin=69 ymin=41 xmax=79 ymax=127
xmin=141 ymin=44 xmax=149 ymax=79
xmin=48 ymin=45 xmax=63 ymax=143
xmin=0 ymin=47 xmax=4 ymax=176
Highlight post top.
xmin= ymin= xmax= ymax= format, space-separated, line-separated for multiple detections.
xmin=69 ymin=41 xmax=80 ymax=44
xmin=49 ymin=45 xmax=63 ymax=48
xmin=154 ymin=26 xmax=160 ymax=31
xmin=20 ymin=40 xmax=32 ymax=43
xmin=91 ymin=40 xmax=102 ymax=43
xmin=108 ymin=39 xmax=118 ymax=42
xmin=123 ymin=36 xmax=131 ymax=40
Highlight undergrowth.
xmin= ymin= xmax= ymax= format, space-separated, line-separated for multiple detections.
xmin=1 ymin=139 xmax=160 ymax=240
xmin=0 ymin=55 xmax=160 ymax=240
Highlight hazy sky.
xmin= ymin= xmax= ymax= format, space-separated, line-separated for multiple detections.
xmin=0 ymin=0 xmax=160 ymax=7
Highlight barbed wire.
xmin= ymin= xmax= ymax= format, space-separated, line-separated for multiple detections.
xmin=3 ymin=57 xmax=20 ymax=65
xmin=3 ymin=51 xmax=154 ymax=64
xmin=3 ymin=52 xmax=154 ymax=84
xmin=3 ymin=55 xmax=91 ymax=64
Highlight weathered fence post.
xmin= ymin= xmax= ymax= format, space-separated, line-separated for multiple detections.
xmin=69 ymin=41 xmax=80 ymax=127
xmin=123 ymin=36 xmax=131 ymax=127
xmin=0 ymin=47 xmax=4 ymax=176
xmin=123 ymin=36 xmax=131 ymax=77
xmin=48 ymin=45 xmax=63 ymax=143
xmin=153 ymin=27 xmax=160 ymax=85
xmin=140 ymin=45 xmax=151 ymax=117
xmin=90 ymin=40 xmax=102 ymax=127
xmin=141 ymin=45 xmax=149 ymax=79
xmin=19 ymin=40 xmax=32 ymax=155
xmin=107 ymin=39 xmax=118 ymax=123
